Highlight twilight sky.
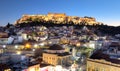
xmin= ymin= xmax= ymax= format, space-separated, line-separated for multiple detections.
xmin=0 ymin=0 xmax=120 ymax=26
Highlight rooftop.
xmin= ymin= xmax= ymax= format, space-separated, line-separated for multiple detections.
xmin=44 ymin=52 xmax=70 ymax=56
xmin=48 ymin=44 xmax=64 ymax=50
xmin=109 ymin=42 xmax=120 ymax=50
xmin=90 ymin=49 xmax=120 ymax=64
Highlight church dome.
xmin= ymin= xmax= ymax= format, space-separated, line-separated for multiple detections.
xmin=48 ymin=44 xmax=64 ymax=50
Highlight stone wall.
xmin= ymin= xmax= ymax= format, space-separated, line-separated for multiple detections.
xmin=87 ymin=58 xmax=120 ymax=71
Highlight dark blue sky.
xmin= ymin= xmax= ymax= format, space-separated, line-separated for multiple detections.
xmin=0 ymin=0 xmax=120 ymax=26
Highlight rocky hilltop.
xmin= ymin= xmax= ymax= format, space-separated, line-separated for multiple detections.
xmin=15 ymin=13 xmax=102 ymax=25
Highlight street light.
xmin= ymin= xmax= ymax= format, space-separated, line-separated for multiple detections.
xmin=15 ymin=45 xmax=18 ymax=49
xmin=76 ymin=43 xmax=80 ymax=47
xmin=39 ymin=43 xmax=44 ymax=46
xmin=25 ymin=43 xmax=31 ymax=49
xmin=2 ymin=45 xmax=6 ymax=53
xmin=32 ymin=49 xmax=35 ymax=52
xmin=16 ymin=51 xmax=21 ymax=55
xmin=3 ymin=45 xmax=6 ymax=48
xmin=34 ymin=44 xmax=38 ymax=48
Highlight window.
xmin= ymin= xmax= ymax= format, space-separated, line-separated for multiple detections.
xmin=95 ymin=68 xmax=99 ymax=71
xmin=87 ymin=67 xmax=91 ymax=71
xmin=92 ymin=69 xmax=95 ymax=71
xmin=4 ymin=69 xmax=11 ymax=71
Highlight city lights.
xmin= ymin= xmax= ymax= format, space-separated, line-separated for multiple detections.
xmin=39 ymin=43 xmax=44 ymax=46
xmin=15 ymin=45 xmax=18 ymax=49
xmin=25 ymin=43 xmax=31 ymax=48
xmin=0 ymin=0 xmax=120 ymax=71
xmin=34 ymin=44 xmax=38 ymax=48
xmin=76 ymin=43 xmax=80 ymax=47
xmin=16 ymin=51 xmax=21 ymax=55
xmin=32 ymin=49 xmax=35 ymax=52
xmin=3 ymin=45 xmax=6 ymax=48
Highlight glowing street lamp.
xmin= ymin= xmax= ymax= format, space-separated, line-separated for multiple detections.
xmin=16 ymin=51 xmax=21 ymax=55
xmin=76 ymin=43 xmax=80 ymax=47
xmin=3 ymin=45 xmax=6 ymax=48
xmin=15 ymin=45 xmax=18 ymax=49
xmin=39 ymin=43 xmax=44 ymax=46
xmin=25 ymin=43 xmax=31 ymax=48
xmin=48 ymin=41 xmax=52 ymax=44
xmin=34 ymin=44 xmax=38 ymax=48
xmin=2 ymin=45 xmax=6 ymax=53
xmin=32 ymin=49 xmax=35 ymax=52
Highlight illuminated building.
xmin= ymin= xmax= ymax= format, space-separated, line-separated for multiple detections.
xmin=15 ymin=13 xmax=99 ymax=25
xmin=25 ymin=43 xmax=31 ymax=49
xmin=43 ymin=44 xmax=72 ymax=66
xmin=25 ymin=64 xmax=40 ymax=71
xmin=87 ymin=59 xmax=120 ymax=71
xmin=0 ymin=32 xmax=8 ymax=38
xmin=47 ymin=12 xmax=66 ymax=17
xmin=87 ymin=42 xmax=120 ymax=71
xmin=59 ymin=37 xmax=69 ymax=44
xmin=0 ymin=32 xmax=9 ymax=44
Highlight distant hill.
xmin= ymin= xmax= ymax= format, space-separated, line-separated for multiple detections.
xmin=13 ymin=13 xmax=120 ymax=36
xmin=15 ymin=13 xmax=102 ymax=26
